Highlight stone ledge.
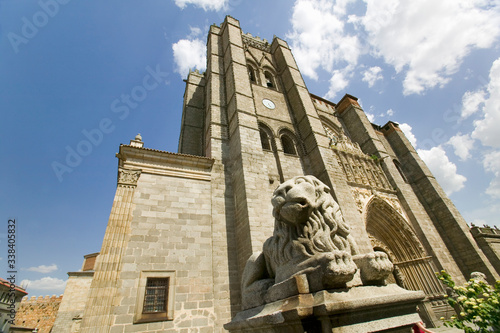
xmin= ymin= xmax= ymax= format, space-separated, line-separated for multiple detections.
xmin=68 ymin=271 xmax=95 ymax=277
xmin=116 ymin=144 xmax=214 ymax=181
xmin=225 ymin=284 xmax=425 ymax=333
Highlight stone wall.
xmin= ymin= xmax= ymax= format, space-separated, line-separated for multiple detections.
xmin=110 ymin=173 xmax=215 ymax=332
xmin=471 ymin=226 xmax=500 ymax=274
xmin=14 ymin=295 xmax=62 ymax=333
xmin=52 ymin=272 xmax=94 ymax=332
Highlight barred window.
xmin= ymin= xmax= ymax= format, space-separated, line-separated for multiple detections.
xmin=143 ymin=278 xmax=168 ymax=313
xmin=134 ymin=271 xmax=175 ymax=323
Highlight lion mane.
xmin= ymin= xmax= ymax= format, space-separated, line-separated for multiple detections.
xmin=263 ymin=175 xmax=358 ymax=281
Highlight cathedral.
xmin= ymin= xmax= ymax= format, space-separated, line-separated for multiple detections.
xmin=51 ymin=16 xmax=499 ymax=333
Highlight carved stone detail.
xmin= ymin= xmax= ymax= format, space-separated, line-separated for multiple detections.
xmin=351 ymin=187 xmax=372 ymax=213
xmin=242 ymin=33 xmax=271 ymax=52
xmin=350 ymin=187 xmax=407 ymax=220
xmin=117 ymin=168 xmax=141 ymax=187
xmin=323 ymin=125 xmax=392 ymax=190
xmin=241 ymin=176 xmax=393 ymax=310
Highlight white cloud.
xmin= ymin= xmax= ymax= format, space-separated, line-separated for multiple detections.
xmin=399 ymin=123 xmax=417 ymax=148
xmin=188 ymin=26 xmax=202 ymax=38
xmin=362 ymin=66 xmax=383 ymax=87
xmin=21 ymin=277 xmax=67 ymax=291
xmin=173 ymin=0 xmax=227 ymax=11
xmin=287 ymin=0 xmax=360 ymax=87
xmin=366 ymin=112 xmax=375 ymax=122
xmin=172 ymin=39 xmax=206 ymax=78
xmin=360 ymin=0 xmax=500 ymax=95
xmin=446 ymin=133 xmax=474 ymax=161
xmin=466 ymin=57 xmax=500 ymax=199
xmin=25 ymin=264 xmax=58 ymax=274
xmin=417 ymin=146 xmax=466 ymax=195
xmin=326 ymin=68 xmax=351 ymax=99
xmin=461 ymin=89 xmax=486 ymax=119
xmin=472 ymin=57 xmax=500 ymax=148
xmin=386 ymin=108 xmax=394 ymax=117
xmin=483 ymin=151 xmax=500 ymax=198
xmin=288 ymin=0 xmax=500 ymax=98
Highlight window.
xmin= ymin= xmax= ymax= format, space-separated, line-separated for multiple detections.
xmin=281 ymin=135 xmax=297 ymax=155
xmin=260 ymin=128 xmax=271 ymax=150
xmin=248 ymin=65 xmax=256 ymax=83
xmin=134 ymin=271 xmax=175 ymax=323
xmin=143 ymin=278 xmax=168 ymax=313
xmin=264 ymin=71 xmax=275 ymax=89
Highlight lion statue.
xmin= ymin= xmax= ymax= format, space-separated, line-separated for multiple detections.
xmin=241 ymin=176 xmax=393 ymax=309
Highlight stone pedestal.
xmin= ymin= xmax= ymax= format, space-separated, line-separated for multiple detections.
xmin=225 ymin=284 xmax=425 ymax=333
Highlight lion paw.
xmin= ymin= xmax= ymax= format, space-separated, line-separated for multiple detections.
xmin=353 ymin=251 xmax=393 ymax=286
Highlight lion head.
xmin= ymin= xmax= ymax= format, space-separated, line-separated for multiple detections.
xmin=263 ymin=176 xmax=358 ymax=279
xmin=271 ymin=175 xmax=330 ymax=225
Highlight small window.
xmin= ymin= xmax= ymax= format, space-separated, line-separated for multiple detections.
xmin=143 ymin=278 xmax=168 ymax=313
xmin=134 ymin=271 xmax=175 ymax=323
xmin=264 ymin=71 xmax=275 ymax=89
xmin=260 ymin=128 xmax=271 ymax=150
xmin=248 ymin=66 xmax=256 ymax=83
xmin=281 ymin=135 xmax=297 ymax=155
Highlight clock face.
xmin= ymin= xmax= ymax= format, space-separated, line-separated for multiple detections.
xmin=262 ymin=99 xmax=276 ymax=109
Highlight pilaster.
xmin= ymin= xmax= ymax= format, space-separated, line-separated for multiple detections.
xmin=80 ymin=167 xmax=140 ymax=332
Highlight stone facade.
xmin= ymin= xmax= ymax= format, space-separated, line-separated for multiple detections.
xmin=61 ymin=16 xmax=498 ymax=333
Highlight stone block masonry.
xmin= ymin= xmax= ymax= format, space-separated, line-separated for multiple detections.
xmin=14 ymin=295 xmax=62 ymax=333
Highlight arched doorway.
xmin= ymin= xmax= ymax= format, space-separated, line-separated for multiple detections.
xmin=365 ymin=197 xmax=446 ymax=305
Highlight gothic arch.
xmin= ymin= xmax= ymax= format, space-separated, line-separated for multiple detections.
xmin=365 ymin=197 xmax=445 ymax=298
xmin=246 ymin=60 xmax=260 ymax=85
xmin=319 ymin=116 xmax=342 ymax=135
xmin=262 ymin=66 xmax=278 ymax=91
xmin=277 ymin=128 xmax=302 ymax=156
xmin=258 ymin=122 xmax=276 ymax=151
xmin=259 ymin=122 xmax=284 ymax=182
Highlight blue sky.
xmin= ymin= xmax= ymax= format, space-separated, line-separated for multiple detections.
xmin=1 ymin=0 xmax=499 ymax=296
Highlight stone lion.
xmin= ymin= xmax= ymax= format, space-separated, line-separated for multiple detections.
xmin=241 ymin=176 xmax=393 ymax=309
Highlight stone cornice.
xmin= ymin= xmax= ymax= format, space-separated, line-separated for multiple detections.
xmin=117 ymin=145 xmax=214 ymax=181
xmin=68 ymin=271 xmax=95 ymax=277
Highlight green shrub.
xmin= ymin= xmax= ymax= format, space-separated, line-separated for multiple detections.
xmin=436 ymin=270 xmax=500 ymax=332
